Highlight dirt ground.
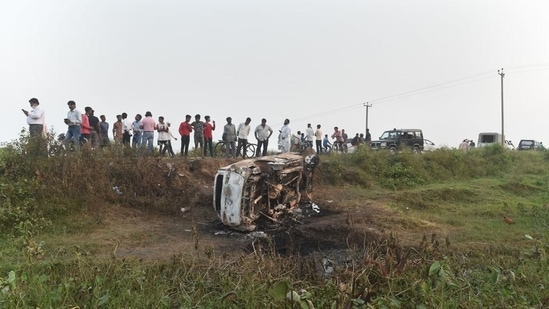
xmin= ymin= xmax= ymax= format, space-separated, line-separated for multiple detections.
xmin=67 ymin=157 xmax=446 ymax=261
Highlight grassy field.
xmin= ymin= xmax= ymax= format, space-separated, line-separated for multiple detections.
xmin=1 ymin=135 xmax=549 ymax=308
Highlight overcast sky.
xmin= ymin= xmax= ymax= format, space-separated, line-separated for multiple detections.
xmin=3 ymin=0 xmax=549 ymax=148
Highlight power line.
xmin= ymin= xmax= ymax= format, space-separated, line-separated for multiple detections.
xmin=367 ymin=69 xmax=495 ymax=105
xmin=290 ymin=64 xmax=549 ymax=127
xmin=292 ymin=68 xmax=498 ymax=122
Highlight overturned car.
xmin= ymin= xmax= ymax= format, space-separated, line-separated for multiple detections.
xmin=213 ymin=153 xmax=319 ymax=231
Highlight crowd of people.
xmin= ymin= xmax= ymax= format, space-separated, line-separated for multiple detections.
xmin=458 ymin=139 xmax=476 ymax=151
xmin=22 ymin=98 xmax=372 ymax=158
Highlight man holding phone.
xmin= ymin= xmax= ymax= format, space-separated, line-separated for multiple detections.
xmin=22 ymin=98 xmax=45 ymax=137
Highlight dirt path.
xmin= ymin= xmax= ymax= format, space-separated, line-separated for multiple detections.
xmin=50 ymin=157 xmax=449 ymax=261
xmin=67 ymin=192 xmax=446 ymax=261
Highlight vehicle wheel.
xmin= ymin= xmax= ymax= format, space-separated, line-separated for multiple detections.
xmin=389 ymin=147 xmax=397 ymax=155
xmin=412 ymin=146 xmax=420 ymax=154
xmin=215 ymin=141 xmax=226 ymax=157
xmin=245 ymin=144 xmax=256 ymax=158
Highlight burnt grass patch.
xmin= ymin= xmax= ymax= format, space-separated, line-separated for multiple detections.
xmin=237 ymin=206 xmax=382 ymax=257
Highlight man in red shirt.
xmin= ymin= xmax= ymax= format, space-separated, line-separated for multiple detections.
xmin=331 ymin=126 xmax=344 ymax=151
xmin=178 ymin=114 xmax=193 ymax=157
xmin=203 ymin=115 xmax=216 ymax=157
xmin=80 ymin=109 xmax=93 ymax=147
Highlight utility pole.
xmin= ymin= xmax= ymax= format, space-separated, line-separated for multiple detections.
xmin=363 ymin=102 xmax=372 ymax=134
xmin=498 ymin=68 xmax=505 ymax=146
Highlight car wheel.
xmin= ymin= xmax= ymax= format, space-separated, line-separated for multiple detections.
xmin=412 ymin=146 xmax=420 ymax=154
xmin=389 ymin=147 xmax=397 ymax=154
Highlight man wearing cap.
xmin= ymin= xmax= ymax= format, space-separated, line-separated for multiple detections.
xmin=64 ymin=100 xmax=82 ymax=148
xmin=22 ymin=98 xmax=45 ymax=137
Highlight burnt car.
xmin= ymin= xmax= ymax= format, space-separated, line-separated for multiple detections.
xmin=370 ymin=128 xmax=424 ymax=154
xmin=213 ymin=153 xmax=319 ymax=231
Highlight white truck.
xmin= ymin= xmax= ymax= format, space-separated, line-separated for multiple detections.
xmin=477 ymin=132 xmax=514 ymax=149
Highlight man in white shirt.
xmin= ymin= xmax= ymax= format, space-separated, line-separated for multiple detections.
xmin=278 ymin=119 xmax=291 ymax=153
xmin=236 ymin=117 xmax=251 ymax=158
xmin=305 ymin=123 xmax=315 ymax=148
xmin=254 ymin=118 xmax=273 ymax=157
xmin=64 ymin=100 xmax=82 ymax=148
xmin=22 ymin=98 xmax=45 ymax=137
xmin=314 ymin=124 xmax=323 ymax=154
xmin=121 ymin=112 xmax=132 ymax=146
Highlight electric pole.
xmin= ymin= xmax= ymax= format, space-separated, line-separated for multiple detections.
xmin=498 ymin=68 xmax=505 ymax=146
xmin=363 ymin=102 xmax=372 ymax=134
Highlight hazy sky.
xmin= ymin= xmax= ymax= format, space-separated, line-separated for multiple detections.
xmin=3 ymin=0 xmax=549 ymax=148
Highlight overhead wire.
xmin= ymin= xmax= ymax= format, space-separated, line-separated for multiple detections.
xmin=367 ymin=69 xmax=495 ymax=105
xmin=295 ymin=63 xmax=549 ymax=123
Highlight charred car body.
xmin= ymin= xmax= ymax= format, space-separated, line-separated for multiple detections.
xmin=214 ymin=153 xmax=319 ymax=231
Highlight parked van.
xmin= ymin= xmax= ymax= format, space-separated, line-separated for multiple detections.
xmin=477 ymin=132 xmax=514 ymax=149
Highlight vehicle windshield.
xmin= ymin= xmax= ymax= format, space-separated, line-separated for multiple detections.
xmin=520 ymin=140 xmax=534 ymax=146
xmin=480 ymin=135 xmax=496 ymax=143
xmin=379 ymin=131 xmax=398 ymax=140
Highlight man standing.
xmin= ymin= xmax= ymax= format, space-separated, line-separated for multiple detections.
xmin=365 ymin=129 xmax=372 ymax=145
xmin=223 ymin=117 xmax=237 ymax=158
xmin=191 ymin=114 xmax=205 ymax=158
xmin=305 ymin=123 xmax=314 ymax=148
xmin=99 ymin=115 xmax=110 ymax=148
xmin=80 ymin=108 xmax=93 ymax=146
xmin=64 ymin=101 xmax=82 ymax=148
xmin=315 ymin=124 xmax=323 ymax=154
xmin=459 ymin=139 xmax=469 ymax=151
xmin=141 ymin=111 xmax=156 ymax=153
xmin=86 ymin=107 xmax=100 ymax=148
xmin=157 ymin=116 xmax=175 ymax=157
xmin=178 ymin=114 xmax=193 ymax=157
xmin=278 ymin=119 xmax=291 ymax=153
xmin=254 ymin=118 xmax=273 ymax=157
xmin=236 ymin=117 xmax=251 ymax=158
xmin=112 ymin=115 xmax=123 ymax=143
xmin=203 ymin=115 xmax=216 ymax=157
xmin=121 ymin=112 xmax=132 ymax=146
xmin=132 ymin=114 xmax=143 ymax=148
xmin=22 ymin=98 xmax=45 ymax=137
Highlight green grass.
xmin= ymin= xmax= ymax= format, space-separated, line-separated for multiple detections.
xmin=3 ymin=137 xmax=549 ymax=307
